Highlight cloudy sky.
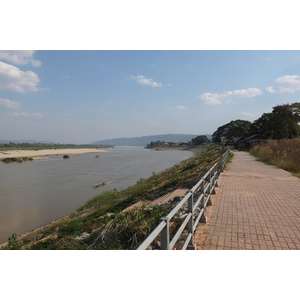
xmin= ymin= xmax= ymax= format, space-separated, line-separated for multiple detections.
xmin=1 ymin=50 xmax=300 ymax=144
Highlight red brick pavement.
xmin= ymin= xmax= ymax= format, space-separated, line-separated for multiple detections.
xmin=195 ymin=151 xmax=300 ymax=250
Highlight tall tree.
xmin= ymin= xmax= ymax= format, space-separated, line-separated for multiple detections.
xmin=271 ymin=104 xmax=299 ymax=139
xmin=212 ymin=120 xmax=251 ymax=144
xmin=250 ymin=103 xmax=300 ymax=139
xmin=250 ymin=113 xmax=275 ymax=138
xmin=191 ymin=135 xmax=210 ymax=145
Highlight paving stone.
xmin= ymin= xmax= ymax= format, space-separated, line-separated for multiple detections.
xmin=195 ymin=151 xmax=300 ymax=250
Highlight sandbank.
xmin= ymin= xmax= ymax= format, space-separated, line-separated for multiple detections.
xmin=0 ymin=148 xmax=109 ymax=159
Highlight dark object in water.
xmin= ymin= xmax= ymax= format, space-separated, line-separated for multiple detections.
xmin=93 ymin=182 xmax=106 ymax=189
xmin=93 ymin=180 xmax=117 ymax=189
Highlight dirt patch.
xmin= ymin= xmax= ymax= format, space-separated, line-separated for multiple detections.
xmin=193 ymin=193 xmax=218 ymax=250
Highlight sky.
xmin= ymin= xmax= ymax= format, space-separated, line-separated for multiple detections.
xmin=1 ymin=50 xmax=300 ymax=144
xmin=0 ymin=50 xmax=300 ymax=144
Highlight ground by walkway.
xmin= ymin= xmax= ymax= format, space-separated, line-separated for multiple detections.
xmin=195 ymin=151 xmax=300 ymax=250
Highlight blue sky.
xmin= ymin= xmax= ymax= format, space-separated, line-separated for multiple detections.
xmin=1 ymin=50 xmax=300 ymax=144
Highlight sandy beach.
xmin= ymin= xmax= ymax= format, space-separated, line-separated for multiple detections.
xmin=0 ymin=148 xmax=110 ymax=159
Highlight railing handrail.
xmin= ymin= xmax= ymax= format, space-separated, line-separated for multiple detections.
xmin=137 ymin=149 xmax=230 ymax=250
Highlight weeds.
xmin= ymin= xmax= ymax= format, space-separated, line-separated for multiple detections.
xmin=58 ymin=221 xmax=85 ymax=237
xmin=78 ymin=190 xmax=120 ymax=211
xmin=250 ymin=138 xmax=300 ymax=176
xmin=87 ymin=205 xmax=172 ymax=250
xmin=0 ymin=233 xmax=21 ymax=250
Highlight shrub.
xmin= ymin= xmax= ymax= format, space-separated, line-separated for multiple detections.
xmin=250 ymin=138 xmax=300 ymax=176
xmin=58 ymin=221 xmax=84 ymax=237
xmin=2 ymin=157 xmax=33 ymax=164
xmin=0 ymin=233 xmax=21 ymax=250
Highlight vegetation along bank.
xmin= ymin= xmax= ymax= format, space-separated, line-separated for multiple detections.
xmin=250 ymin=138 xmax=300 ymax=177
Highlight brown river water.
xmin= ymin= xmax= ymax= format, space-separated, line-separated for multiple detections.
xmin=0 ymin=146 xmax=193 ymax=244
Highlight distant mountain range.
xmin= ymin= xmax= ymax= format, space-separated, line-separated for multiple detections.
xmin=91 ymin=134 xmax=212 ymax=146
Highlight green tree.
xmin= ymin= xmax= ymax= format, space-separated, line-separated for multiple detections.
xmin=250 ymin=103 xmax=300 ymax=139
xmin=271 ymin=104 xmax=299 ymax=138
xmin=250 ymin=113 xmax=274 ymax=138
xmin=290 ymin=102 xmax=300 ymax=115
xmin=212 ymin=120 xmax=251 ymax=144
xmin=191 ymin=135 xmax=210 ymax=145
xmin=145 ymin=140 xmax=165 ymax=148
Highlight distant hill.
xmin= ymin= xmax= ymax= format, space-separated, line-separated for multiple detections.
xmin=91 ymin=134 xmax=211 ymax=146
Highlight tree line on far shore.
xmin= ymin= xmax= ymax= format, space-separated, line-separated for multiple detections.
xmin=145 ymin=135 xmax=210 ymax=148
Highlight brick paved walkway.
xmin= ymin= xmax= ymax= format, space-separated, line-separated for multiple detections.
xmin=195 ymin=151 xmax=300 ymax=250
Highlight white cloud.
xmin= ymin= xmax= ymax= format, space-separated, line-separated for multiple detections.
xmin=0 ymin=50 xmax=41 ymax=67
xmin=9 ymin=112 xmax=43 ymax=117
xmin=275 ymin=75 xmax=300 ymax=92
xmin=0 ymin=62 xmax=40 ymax=93
xmin=197 ymin=87 xmax=263 ymax=105
xmin=266 ymin=75 xmax=300 ymax=93
xmin=228 ymin=88 xmax=263 ymax=98
xmin=0 ymin=98 xmax=20 ymax=108
xmin=266 ymin=86 xmax=276 ymax=93
xmin=10 ymin=112 xmax=30 ymax=117
xmin=130 ymin=75 xmax=162 ymax=87
xmin=198 ymin=93 xmax=222 ymax=104
xmin=176 ymin=105 xmax=188 ymax=110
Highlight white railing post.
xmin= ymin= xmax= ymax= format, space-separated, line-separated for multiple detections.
xmin=215 ymin=164 xmax=219 ymax=188
xmin=199 ymin=181 xmax=207 ymax=223
xmin=212 ymin=165 xmax=217 ymax=194
xmin=187 ymin=193 xmax=194 ymax=248
xmin=160 ymin=217 xmax=170 ymax=250
xmin=206 ymin=171 xmax=212 ymax=206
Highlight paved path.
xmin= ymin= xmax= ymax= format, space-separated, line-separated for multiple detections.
xmin=195 ymin=151 xmax=300 ymax=250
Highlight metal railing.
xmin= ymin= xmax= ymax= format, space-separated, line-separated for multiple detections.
xmin=221 ymin=147 xmax=230 ymax=171
xmin=137 ymin=149 xmax=230 ymax=250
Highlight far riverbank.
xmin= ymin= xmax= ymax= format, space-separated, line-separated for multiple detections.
xmin=0 ymin=148 xmax=110 ymax=160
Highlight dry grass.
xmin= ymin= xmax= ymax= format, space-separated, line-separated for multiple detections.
xmin=250 ymin=138 xmax=300 ymax=176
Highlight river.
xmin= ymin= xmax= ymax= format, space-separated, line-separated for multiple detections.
xmin=0 ymin=146 xmax=193 ymax=244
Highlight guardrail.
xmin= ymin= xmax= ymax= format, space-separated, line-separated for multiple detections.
xmin=221 ymin=147 xmax=230 ymax=171
xmin=137 ymin=149 xmax=230 ymax=250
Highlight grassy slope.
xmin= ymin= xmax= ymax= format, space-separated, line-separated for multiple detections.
xmin=1 ymin=146 xmax=226 ymax=250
